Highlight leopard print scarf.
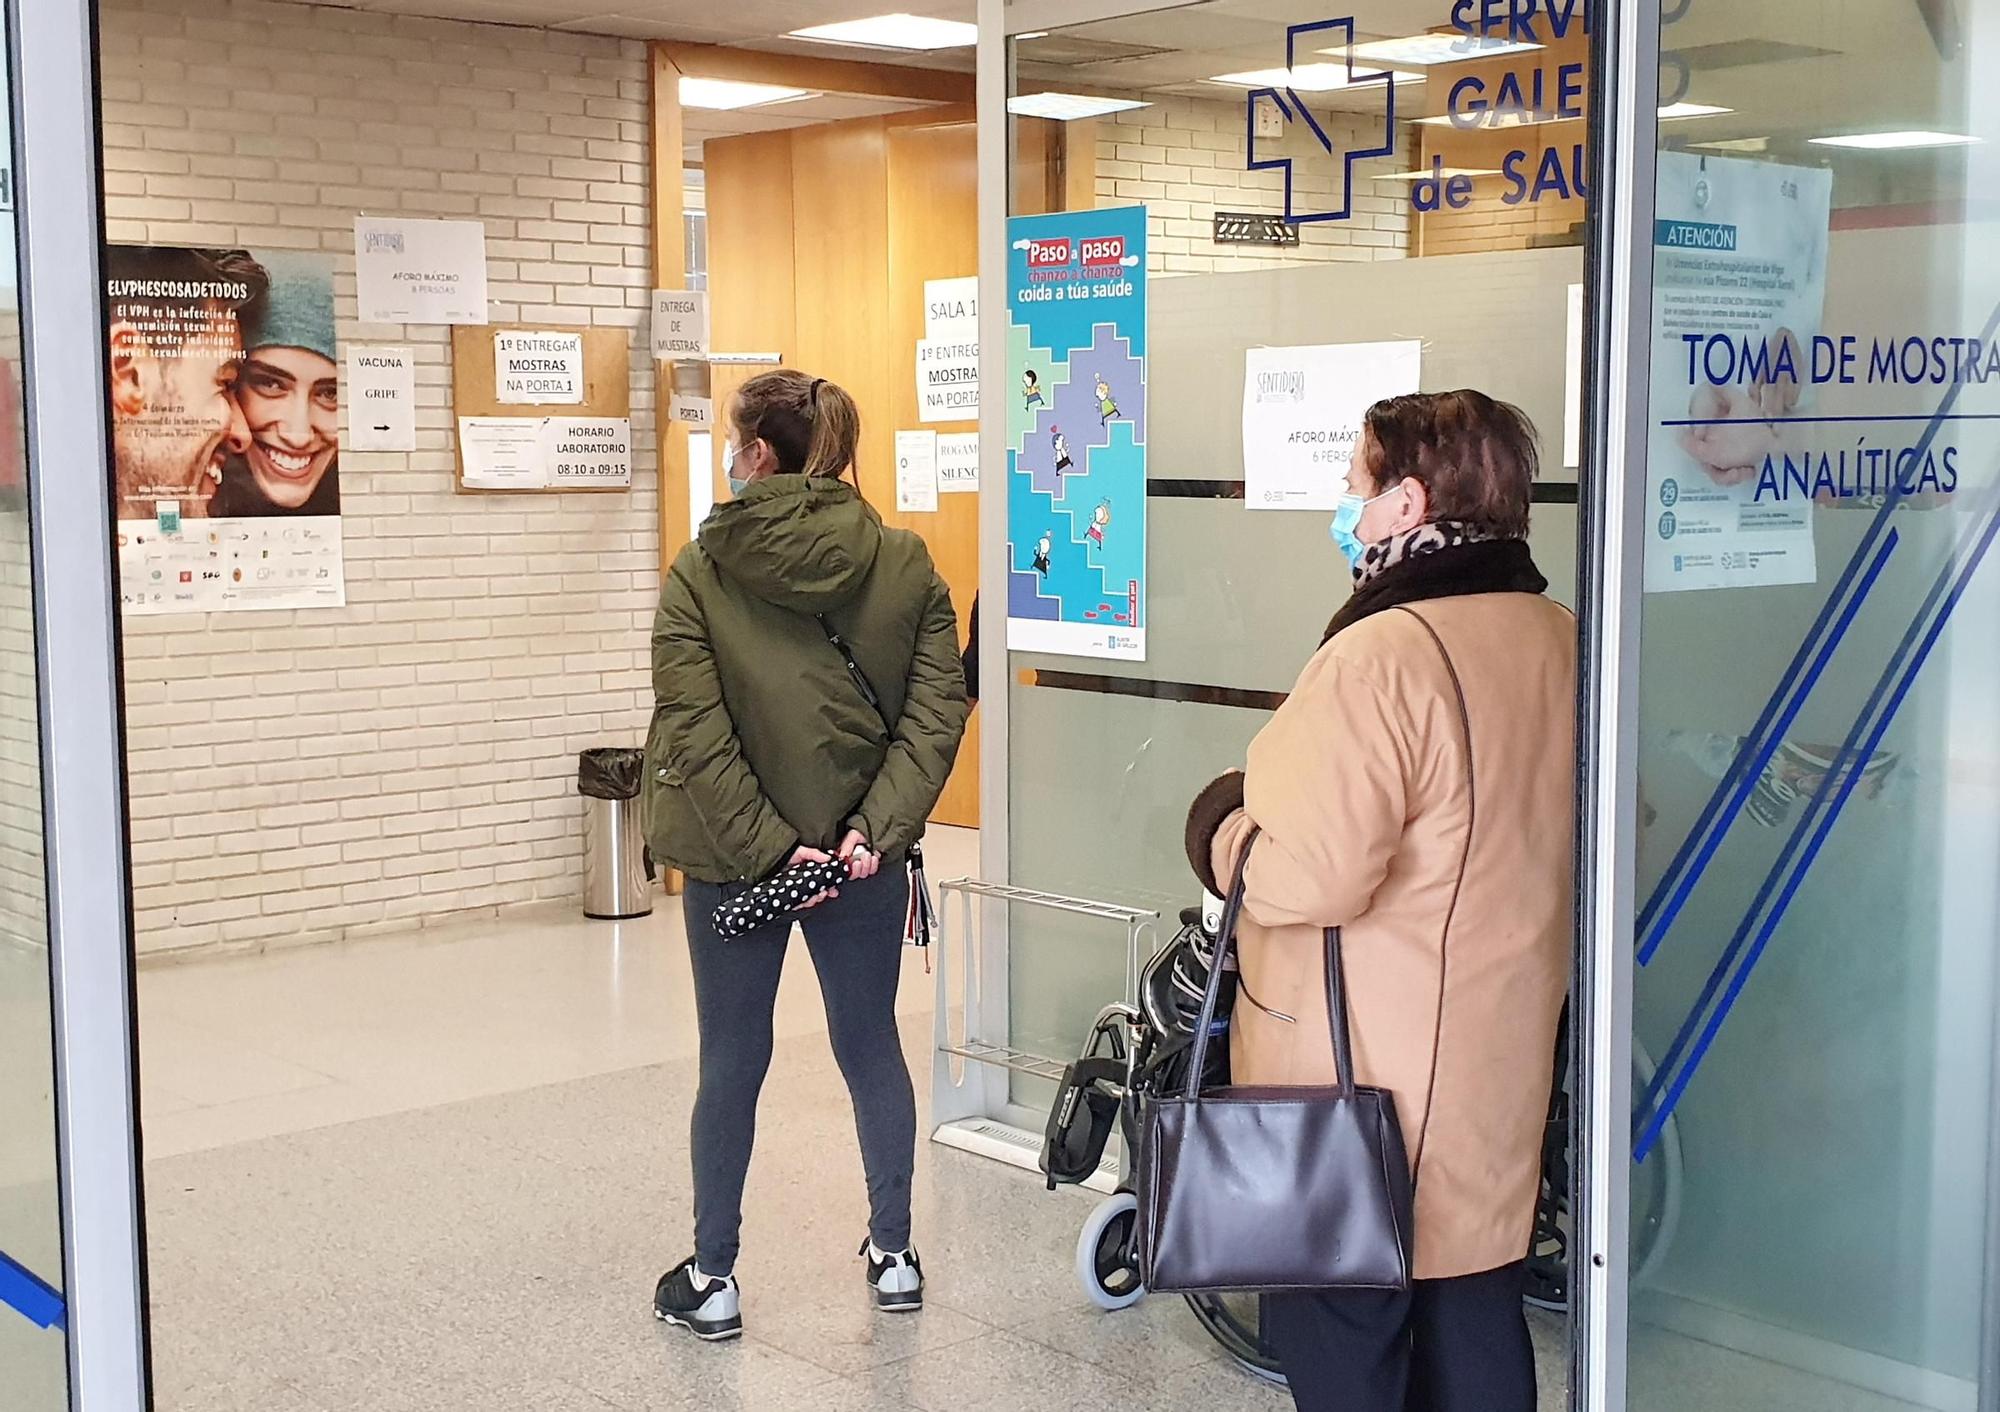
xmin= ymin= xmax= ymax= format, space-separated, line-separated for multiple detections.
xmin=1352 ymin=519 xmax=1497 ymax=587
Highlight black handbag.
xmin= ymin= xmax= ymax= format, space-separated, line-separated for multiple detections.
xmin=1135 ymin=830 xmax=1415 ymax=1294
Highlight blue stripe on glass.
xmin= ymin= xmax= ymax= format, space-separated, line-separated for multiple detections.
xmin=0 ymin=1247 xmax=65 ymax=1331
xmin=1635 ymin=298 xmax=2000 ymax=959
xmin=1636 ymin=495 xmax=2000 ymax=1159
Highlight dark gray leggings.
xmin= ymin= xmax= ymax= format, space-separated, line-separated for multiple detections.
xmin=682 ymin=866 xmax=916 ymax=1277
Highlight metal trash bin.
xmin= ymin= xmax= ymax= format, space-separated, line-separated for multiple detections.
xmin=578 ymin=748 xmax=653 ymax=920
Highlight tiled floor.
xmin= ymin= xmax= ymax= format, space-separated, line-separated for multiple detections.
xmin=76 ymin=819 xmax=1931 ymax=1410
xmin=132 ymin=830 xmax=1333 ymax=1411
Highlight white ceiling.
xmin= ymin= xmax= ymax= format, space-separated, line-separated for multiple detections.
xmin=315 ymin=0 xmax=973 ymax=159
xmin=1014 ymin=0 xmax=1987 ymax=201
xmin=295 ymin=0 xmax=1989 ymax=182
xmin=325 ymin=0 xmax=972 ymax=45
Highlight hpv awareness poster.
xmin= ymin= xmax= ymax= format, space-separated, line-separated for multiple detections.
xmin=1006 ymin=206 xmax=1147 ymax=661
xmin=1647 ymin=152 xmax=1832 ymax=593
xmin=106 ymin=245 xmax=345 ymax=614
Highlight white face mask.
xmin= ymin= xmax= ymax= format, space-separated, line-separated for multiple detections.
xmin=724 ymin=439 xmax=749 ymax=497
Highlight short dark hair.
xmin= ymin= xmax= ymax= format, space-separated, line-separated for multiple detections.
xmin=1359 ymin=389 xmax=1539 ymax=539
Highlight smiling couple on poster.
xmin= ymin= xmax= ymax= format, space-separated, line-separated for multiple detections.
xmin=103 ymin=243 xmax=340 ymax=524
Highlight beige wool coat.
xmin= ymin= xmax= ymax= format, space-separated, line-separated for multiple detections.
xmin=1208 ymin=592 xmax=1576 ymax=1280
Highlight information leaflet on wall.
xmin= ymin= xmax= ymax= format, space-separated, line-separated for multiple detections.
xmin=543 ymin=417 xmax=631 ymax=487
xmin=106 ymin=245 xmax=346 ymax=614
xmin=924 ymin=277 xmax=978 ymax=340
xmin=1647 ymin=152 xmax=1831 ymax=592
xmin=458 ymin=416 xmax=545 ymax=489
xmin=1006 ymin=205 xmax=1147 ymax=661
xmin=652 ymin=289 xmax=709 ymax=360
xmin=895 ymin=430 xmax=939 ymax=512
xmin=1241 ymin=341 xmax=1421 ymax=510
xmin=457 ymin=416 xmax=632 ymax=489
xmin=916 ymin=337 xmax=979 ymax=423
xmin=354 ymin=216 xmax=488 ymax=325
xmin=937 ymin=432 xmax=979 ymax=493
xmin=494 ymin=330 xmax=583 ymax=404
xmin=346 ymin=345 xmax=417 ymax=452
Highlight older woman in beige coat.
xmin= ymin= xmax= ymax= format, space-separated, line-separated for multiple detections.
xmin=1186 ymin=390 xmax=1574 ymax=1412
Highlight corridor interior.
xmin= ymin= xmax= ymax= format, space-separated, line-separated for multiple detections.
xmin=128 ymin=828 xmax=1556 ymax=1412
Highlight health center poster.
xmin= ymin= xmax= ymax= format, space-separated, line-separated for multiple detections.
xmin=1006 ymin=205 xmax=1147 ymax=661
xmin=1646 ymin=152 xmax=1832 ymax=593
xmin=105 ymin=245 xmax=345 ymax=614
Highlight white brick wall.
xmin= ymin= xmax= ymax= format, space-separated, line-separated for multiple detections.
xmin=1096 ymin=96 xmax=1412 ymax=274
xmin=99 ymin=0 xmax=659 ymax=958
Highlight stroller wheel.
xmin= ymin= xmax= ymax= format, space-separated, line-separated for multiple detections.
xmin=1075 ymin=1192 xmax=1146 ymax=1311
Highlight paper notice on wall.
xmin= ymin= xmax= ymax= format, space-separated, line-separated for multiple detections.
xmin=671 ymin=394 xmax=714 ymax=428
xmin=494 ymin=330 xmax=584 ymax=404
xmin=895 ymin=430 xmax=939 ymax=512
xmin=346 ymin=345 xmax=417 ymax=452
xmin=924 ymin=276 xmax=978 ymax=340
xmin=916 ymin=338 xmax=980 ymax=422
xmin=543 ymin=417 xmax=631 ymax=487
xmin=1564 ymin=283 xmax=1584 ymax=470
xmin=1646 ymin=152 xmax=1831 ymax=593
xmin=458 ymin=416 xmax=545 ymax=489
xmin=652 ymin=289 xmax=709 ymax=360
xmin=937 ymin=433 xmax=979 ymax=493
xmin=1242 ymin=341 xmax=1421 ymax=510
xmin=354 ymin=216 xmax=488 ymax=325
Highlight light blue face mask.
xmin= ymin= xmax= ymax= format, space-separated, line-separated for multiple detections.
xmin=1329 ymin=484 xmax=1397 ymax=569
xmin=724 ymin=439 xmax=748 ymax=498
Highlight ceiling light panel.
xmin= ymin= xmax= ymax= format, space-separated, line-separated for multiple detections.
xmin=788 ymin=14 xmax=978 ymax=50
xmin=1208 ymin=64 xmax=1424 ymax=93
xmin=1809 ymin=130 xmax=1979 ymax=150
xmin=678 ymin=77 xmax=814 ymax=110
xmin=1008 ymin=93 xmax=1151 ymax=121
xmin=1374 ymin=167 xmax=1501 ymax=181
xmin=1342 ymin=33 xmax=1541 ymax=65
xmin=1658 ymin=102 xmax=1733 ymax=120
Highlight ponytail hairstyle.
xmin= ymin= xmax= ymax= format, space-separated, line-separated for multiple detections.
xmin=731 ymin=369 xmax=862 ymax=483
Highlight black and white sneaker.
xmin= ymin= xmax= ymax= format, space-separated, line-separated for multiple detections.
xmin=862 ymin=1240 xmax=924 ymax=1312
xmin=653 ymin=1258 xmax=743 ymax=1341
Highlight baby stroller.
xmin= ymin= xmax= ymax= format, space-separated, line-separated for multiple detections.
xmin=1039 ymin=901 xmax=1289 ymax=1382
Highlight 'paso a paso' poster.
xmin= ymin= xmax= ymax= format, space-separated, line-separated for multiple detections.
xmin=1006 ymin=206 xmax=1147 ymax=662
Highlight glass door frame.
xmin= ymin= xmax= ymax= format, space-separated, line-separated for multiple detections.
xmin=1573 ymin=1 xmax=1658 ymax=1410
xmin=10 ymin=0 xmax=151 ymax=1406
xmin=972 ymin=0 xmax=1659 ymax=1405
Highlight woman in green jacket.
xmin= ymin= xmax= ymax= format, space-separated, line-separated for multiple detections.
xmin=644 ymin=369 xmax=969 ymax=1341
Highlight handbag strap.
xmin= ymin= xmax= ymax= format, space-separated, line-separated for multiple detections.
xmin=817 ymin=613 xmax=886 ymax=722
xmin=1182 ymin=830 xmax=1254 ymax=1099
xmin=1185 ymin=610 xmax=1475 ymax=1113
xmin=1183 ymin=830 xmax=1359 ymax=1098
xmin=1391 ymin=606 xmax=1477 ymax=1177
xmin=815 ymin=613 xmax=936 ymax=953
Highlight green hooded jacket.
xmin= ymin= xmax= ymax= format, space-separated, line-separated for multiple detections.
xmin=643 ymin=474 xmax=969 ymax=884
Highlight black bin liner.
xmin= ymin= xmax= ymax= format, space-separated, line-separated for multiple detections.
xmin=578 ymin=747 xmax=644 ymax=800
